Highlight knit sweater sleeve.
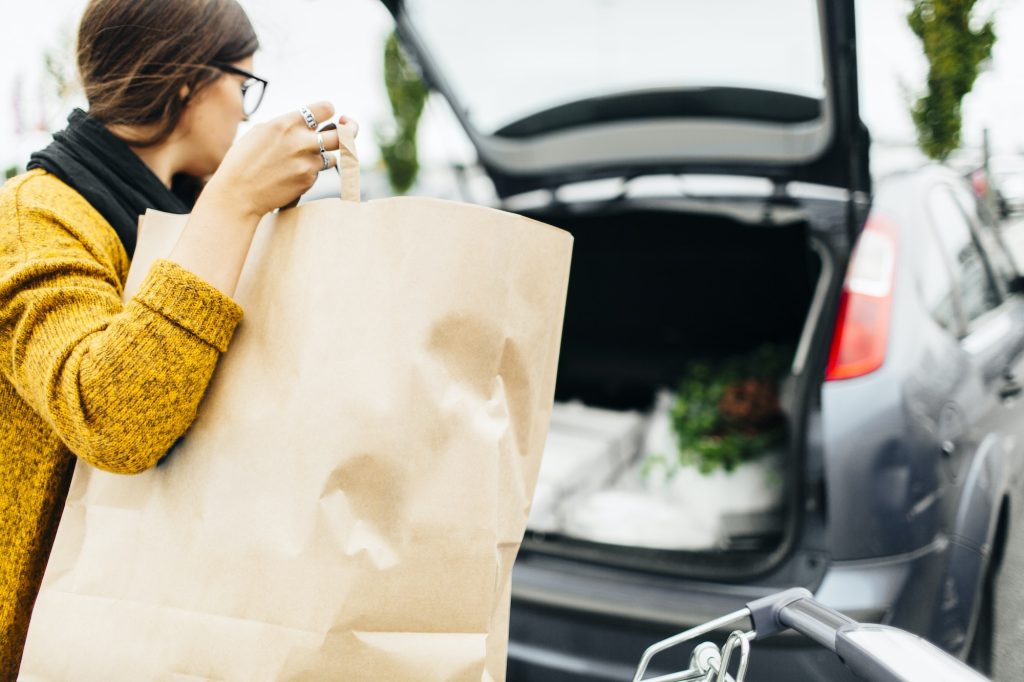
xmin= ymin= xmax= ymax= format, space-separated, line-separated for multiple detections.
xmin=0 ymin=172 xmax=244 ymax=474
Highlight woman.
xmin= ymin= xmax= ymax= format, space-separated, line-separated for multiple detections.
xmin=0 ymin=0 xmax=356 ymax=673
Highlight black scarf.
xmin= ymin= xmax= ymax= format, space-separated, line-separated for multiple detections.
xmin=27 ymin=109 xmax=199 ymax=258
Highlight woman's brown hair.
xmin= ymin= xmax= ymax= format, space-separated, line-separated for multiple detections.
xmin=77 ymin=0 xmax=259 ymax=146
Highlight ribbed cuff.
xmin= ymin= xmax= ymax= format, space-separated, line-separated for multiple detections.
xmin=133 ymin=259 xmax=244 ymax=352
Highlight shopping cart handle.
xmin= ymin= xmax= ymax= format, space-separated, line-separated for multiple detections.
xmin=833 ymin=623 xmax=988 ymax=682
xmin=746 ymin=588 xmax=822 ymax=641
xmin=746 ymin=590 xmax=988 ymax=682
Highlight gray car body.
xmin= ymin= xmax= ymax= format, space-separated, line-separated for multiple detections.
xmin=503 ymin=166 xmax=1024 ymax=681
xmin=821 ymin=165 xmax=1024 ymax=654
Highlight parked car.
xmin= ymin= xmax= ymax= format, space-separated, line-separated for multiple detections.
xmin=377 ymin=0 xmax=1024 ymax=679
xmin=988 ymin=155 xmax=1024 ymax=217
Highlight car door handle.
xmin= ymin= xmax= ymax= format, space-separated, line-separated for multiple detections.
xmin=999 ymin=376 xmax=1023 ymax=400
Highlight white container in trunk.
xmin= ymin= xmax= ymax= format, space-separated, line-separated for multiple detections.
xmin=562 ymin=391 xmax=784 ymax=550
xmin=527 ymin=402 xmax=645 ymax=532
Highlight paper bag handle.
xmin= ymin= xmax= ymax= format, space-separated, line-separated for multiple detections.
xmin=336 ymin=120 xmax=360 ymax=202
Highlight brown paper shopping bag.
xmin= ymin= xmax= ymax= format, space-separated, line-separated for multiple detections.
xmin=19 ymin=122 xmax=572 ymax=681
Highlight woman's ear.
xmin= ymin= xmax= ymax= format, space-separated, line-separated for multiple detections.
xmin=179 ymin=84 xmax=191 ymax=105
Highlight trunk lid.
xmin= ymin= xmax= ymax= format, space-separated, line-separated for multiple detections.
xmin=378 ymin=0 xmax=870 ymax=199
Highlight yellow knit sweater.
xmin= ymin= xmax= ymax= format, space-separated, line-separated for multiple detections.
xmin=0 ymin=169 xmax=244 ymax=677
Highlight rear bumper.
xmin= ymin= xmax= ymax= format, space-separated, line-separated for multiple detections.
xmin=507 ymin=600 xmax=859 ymax=682
xmin=507 ymin=546 xmax=946 ymax=681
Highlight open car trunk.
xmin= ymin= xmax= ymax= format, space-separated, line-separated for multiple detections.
xmin=373 ymin=0 xmax=868 ymax=576
xmin=518 ymin=200 xmax=825 ymax=561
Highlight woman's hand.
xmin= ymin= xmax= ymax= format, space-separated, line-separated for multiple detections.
xmin=167 ymin=102 xmax=358 ymax=298
xmin=202 ymin=101 xmax=353 ymax=219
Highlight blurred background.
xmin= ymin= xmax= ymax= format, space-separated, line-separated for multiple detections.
xmin=1 ymin=0 xmax=1022 ymax=196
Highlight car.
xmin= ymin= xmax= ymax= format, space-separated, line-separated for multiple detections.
xmin=377 ymin=0 xmax=1024 ymax=679
xmin=988 ymin=155 xmax=1024 ymax=217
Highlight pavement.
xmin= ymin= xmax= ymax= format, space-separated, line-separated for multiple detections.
xmin=991 ymin=216 xmax=1024 ymax=682
xmin=994 ymin=518 xmax=1024 ymax=681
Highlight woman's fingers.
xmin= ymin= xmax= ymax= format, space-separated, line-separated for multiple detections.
xmin=292 ymin=101 xmax=336 ymax=130
xmin=323 ymin=152 xmax=339 ymax=170
xmin=306 ymin=117 xmax=359 ymax=161
xmin=312 ymin=128 xmax=340 ymax=153
xmin=338 ymin=115 xmax=359 ymax=138
xmin=309 ymin=132 xmax=338 ymax=173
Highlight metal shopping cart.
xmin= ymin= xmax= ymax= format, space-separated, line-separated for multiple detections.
xmin=630 ymin=588 xmax=989 ymax=682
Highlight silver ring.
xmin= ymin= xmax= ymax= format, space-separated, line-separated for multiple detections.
xmin=299 ymin=105 xmax=318 ymax=130
xmin=320 ymin=151 xmax=331 ymax=171
xmin=316 ymin=132 xmax=327 ymax=155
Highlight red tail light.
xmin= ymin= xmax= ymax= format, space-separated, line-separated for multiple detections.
xmin=825 ymin=215 xmax=897 ymax=381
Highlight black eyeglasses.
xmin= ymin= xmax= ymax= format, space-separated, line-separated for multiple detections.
xmin=210 ymin=61 xmax=268 ymax=117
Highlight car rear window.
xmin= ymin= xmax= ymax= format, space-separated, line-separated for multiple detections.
xmin=402 ymin=0 xmax=826 ymax=135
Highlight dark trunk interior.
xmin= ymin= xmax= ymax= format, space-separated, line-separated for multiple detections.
xmin=524 ymin=205 xmax=822 ymax=412
xmin=514 ymin=203 xmax=825 ymax=562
